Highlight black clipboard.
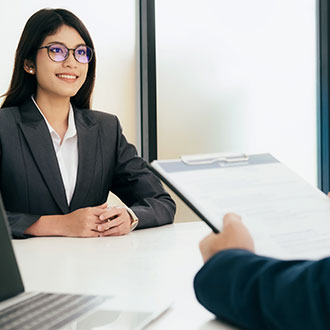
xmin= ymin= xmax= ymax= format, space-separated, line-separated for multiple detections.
xmin=147 ymin=163 xmax=220 ymax=233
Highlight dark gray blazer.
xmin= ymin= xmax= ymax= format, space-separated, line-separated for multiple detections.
xmin=0 ymin=99 xmax=175 ymax=238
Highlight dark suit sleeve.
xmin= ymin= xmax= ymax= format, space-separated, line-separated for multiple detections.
xmin=0 ymin=132 xmax=40 ymax=239
xmin=110 ymin=116 xmax=176 ymax=228
xmin=6 ymin=212 xmax=39 ymax=239
xmin=194 ymin=249 xmax=330 ymax=330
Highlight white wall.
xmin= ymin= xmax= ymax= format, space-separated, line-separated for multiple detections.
xmin=156 ymin=0 xmax=317 ymax=183
xmin=0 ymin=0 xmax=139 ymax=146
xmin=155 ymin=0 xmax=318 ymax=221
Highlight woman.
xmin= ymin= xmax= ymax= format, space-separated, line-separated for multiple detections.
xmin=0 ymin=8 xmax=175 ymax=238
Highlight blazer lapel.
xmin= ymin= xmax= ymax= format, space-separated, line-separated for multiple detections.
xmin=69 ymin=107 xmax=99 ymax=210
xmin=18 ymin=100 xmax=69 ymax=213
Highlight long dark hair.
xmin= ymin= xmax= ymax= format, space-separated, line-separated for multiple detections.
xmin=1 ymin=8 xmax=96 ymax=109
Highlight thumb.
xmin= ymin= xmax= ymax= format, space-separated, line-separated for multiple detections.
xmin=91 ymin=202 xmax=108 ymax=216
xmin=222 ymin=213 xmax=242 ymax=226
xmin=95 ymin=202 xmax=108 ymax=209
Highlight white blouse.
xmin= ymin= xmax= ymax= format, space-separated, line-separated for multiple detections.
xmin=31 ymin=96 xmax=78 ymax=205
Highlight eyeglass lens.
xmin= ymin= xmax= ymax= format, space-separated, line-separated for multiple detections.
xmin=48 ymin=44 xmax=93 ymax=63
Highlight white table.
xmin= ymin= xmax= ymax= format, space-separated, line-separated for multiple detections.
xmin=12 ymin=222 xmax=236 ymax=330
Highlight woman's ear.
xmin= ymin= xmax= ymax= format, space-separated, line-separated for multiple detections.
xmin=23 ymin=59 xmax=35 ymax=75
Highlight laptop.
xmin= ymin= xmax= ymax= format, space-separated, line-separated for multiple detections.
xmin=0 ymin=195 xmax=169 ymax=330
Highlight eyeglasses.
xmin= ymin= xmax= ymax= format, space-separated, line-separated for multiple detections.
xmin=38 ymin=43 xmax=93 ymax=64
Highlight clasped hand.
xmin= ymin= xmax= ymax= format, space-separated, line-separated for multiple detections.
xmin=64 ymin=202 xmax=131 ymax=237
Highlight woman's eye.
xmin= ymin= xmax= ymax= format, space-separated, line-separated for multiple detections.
xmin=77 ymin=49 xmax=86 ymax=55
xmin=50 ymin=47 xmax=64 ymax=54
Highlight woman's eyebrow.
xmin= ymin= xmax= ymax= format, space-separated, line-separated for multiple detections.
xmin=45 ymin=41 xmax=87 ymax=47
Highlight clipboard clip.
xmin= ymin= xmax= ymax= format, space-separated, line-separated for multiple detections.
xmin=181 ymin=153 xmax=249 ymax=166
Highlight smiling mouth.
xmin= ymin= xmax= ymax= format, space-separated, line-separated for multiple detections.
xmin=56 ymin=74 xmax=78 ymax=80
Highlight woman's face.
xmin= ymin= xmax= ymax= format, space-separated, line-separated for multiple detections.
xmin=33 ymin=25 xmax=89 ymax=102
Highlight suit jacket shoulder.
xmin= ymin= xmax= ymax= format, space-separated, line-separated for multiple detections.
xmin=74 ymin=107 xmax=118 ymax=125
xmin=0 ymin=105 xmax=22 ymax=128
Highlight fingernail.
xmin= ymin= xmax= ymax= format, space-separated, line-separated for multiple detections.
xmin=97 ymin=225 xmax=102 ymax=231
xmin=100 ymin=215 xmax=104 ymax=220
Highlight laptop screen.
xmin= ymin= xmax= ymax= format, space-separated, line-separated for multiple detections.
xmin=0 ymin=195 xmax=24 ymax=301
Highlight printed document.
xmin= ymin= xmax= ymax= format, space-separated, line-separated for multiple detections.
xmin=151 ymin=154 xmax=330 ymax=260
